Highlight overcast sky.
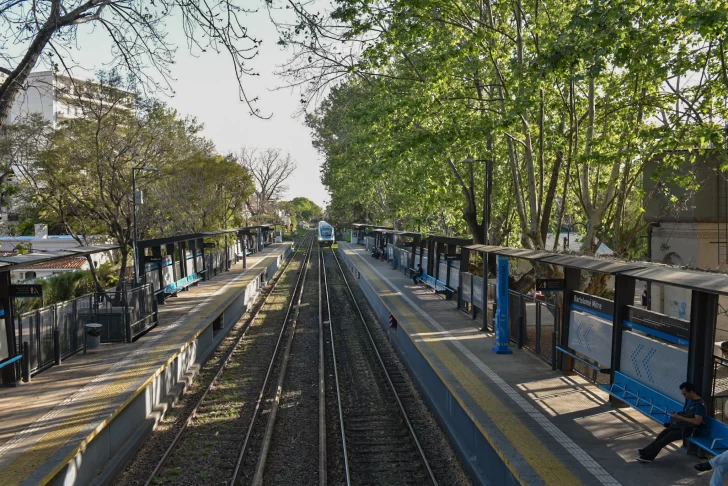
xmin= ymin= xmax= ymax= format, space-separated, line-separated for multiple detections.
xmin=38 ymin=5 xmax=329 ymax=208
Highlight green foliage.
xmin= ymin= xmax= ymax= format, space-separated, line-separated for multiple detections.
xmin=295 ymin=0 xmax=728 ymax=255
xmin=16 ymin=72 xmax=253 ymax=286
xmin=279 ymin=197 xmax=324 ymax=226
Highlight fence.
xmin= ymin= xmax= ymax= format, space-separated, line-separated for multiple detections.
xmin=460 ymin=270 xmax=558 ymax=365
xmin=507 ymin=291 xmax=559 ymax=365
xmin=206 ymin=244 xmax=241 ymax=278
xmin=16 ymin=284 xmax=157 ymax=377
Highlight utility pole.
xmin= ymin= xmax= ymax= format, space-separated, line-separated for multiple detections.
xmin=132 ymin=167 xmax=159 ymax=286
xmin=481 ymin=140 xmax=493 ymax=332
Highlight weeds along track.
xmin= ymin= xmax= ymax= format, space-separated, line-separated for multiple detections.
xmin=133 ymin=234 xmax=314 ymax=486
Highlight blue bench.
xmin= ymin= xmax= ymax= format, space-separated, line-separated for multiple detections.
xmin=0 ymin=354 xmax=23 ymax=369
xmin=689 ymin=418 xmax=728 ymax=456
xmin=599 ymin=371 xmax=683 ymax=425
xmin=418 ymin=272 xmax=455 ymax=300
xmin=164 ymin=273 xmax=202 ymax=296
xmin=599 ymin=371 xmax=728 ymax=457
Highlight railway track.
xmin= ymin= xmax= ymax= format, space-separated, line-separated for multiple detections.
xmin=143 ymin=233 xmax=315 ymax=486
xmin=322 ymin=247 xmax=437 ymax=486
xmin=130 ymin=237 xmax=470 ymax=486
xmin=233 ymin=232 xmax=321 ymax=485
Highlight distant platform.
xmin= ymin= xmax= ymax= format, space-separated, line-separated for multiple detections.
xmin=0 ymin=243 xmax=291 ymax=486
xmin=338 ymin=241 xmax=710 ymax=486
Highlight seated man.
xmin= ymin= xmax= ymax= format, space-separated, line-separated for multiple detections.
xmin=695 ymin=450 xmax=728 ymax=486
xmin=412 ymin=264 xmax=423 ymax=285
xmin=636 ymin=382 xmax=706 ymax=463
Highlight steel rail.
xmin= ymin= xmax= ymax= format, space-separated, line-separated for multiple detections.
xmin=144 ymin=234 xmax=310 ymax=486
xmin=321 ymin=246 xmax=352 ymax=486
xmin=229 ymin=233 xmax=315 ymax=485
xmin=318 ymin=245 xmax=327 ymax=486
xmin=330 ymin=248 xmax=437 ymax=485
xmin=250 ymin=236 xmax=314 ymax=485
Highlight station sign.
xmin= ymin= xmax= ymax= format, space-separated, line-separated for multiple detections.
xmin=10 ymin=284 xmax=43 ymax=298
xmin=571 ymin=291 xmax=614 ymax=317
xmin=203 ymin=243 xmax=217 ymax=249
xmin=536 ymin=278 xmax=565 ymax=292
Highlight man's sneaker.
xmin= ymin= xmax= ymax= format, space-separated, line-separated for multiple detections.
xmin=636 ymin=457 xmax=653 ymax=463
xmin=635 ymin=448 xmax=644 ymax=456
xmin=694 ymin=462 xmax=712 ymax=472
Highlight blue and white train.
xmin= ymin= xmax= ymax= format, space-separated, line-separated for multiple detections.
xmin=318 ymin=220 xmax=335 ymax=247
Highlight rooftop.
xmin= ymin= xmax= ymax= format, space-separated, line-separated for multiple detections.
xmin=25 ymin=258 xmax=88 ymax=270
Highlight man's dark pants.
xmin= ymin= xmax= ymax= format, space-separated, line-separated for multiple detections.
xmin=641 ymin=427 xmax=690 ymax=460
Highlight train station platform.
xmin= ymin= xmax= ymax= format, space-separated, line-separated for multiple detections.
xmin=0 ymin=242 xmax=292 ymax=486
xmin=337 ymin=242 xmax=711 ymax=486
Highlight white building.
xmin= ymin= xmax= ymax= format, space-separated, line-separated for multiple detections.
xmin=545 ymin=232 xmax=615 ymax=256
xmin=3 ymin=70 xmax=134 ymax=128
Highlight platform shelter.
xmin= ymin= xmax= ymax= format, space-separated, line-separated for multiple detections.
xmin=462 ymin=244 xmax=728 ymax=458
xmin=136 ymin=225 xmax=271 ymax=304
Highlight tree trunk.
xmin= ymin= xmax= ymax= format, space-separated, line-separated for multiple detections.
xmin=117 ymin=250 xmax=128 ymax=292
xmin=85 ymin=255 xmax=104 ymax=292
xmin=0 ymin=3 xmax=61 ymax=125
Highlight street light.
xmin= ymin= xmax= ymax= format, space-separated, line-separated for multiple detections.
xmin=132 ymin=166 xmax=160 ymax=286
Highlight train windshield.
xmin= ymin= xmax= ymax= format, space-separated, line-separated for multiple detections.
xmin=321 ymin=227 xmax=332 ymax=236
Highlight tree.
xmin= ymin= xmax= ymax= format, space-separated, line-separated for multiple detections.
xmin=279 ymin=197 xmax=323 ymax=225
xmin=288 ymin=0 xmax=727 ymax=262
xmin=0 ymin=113 xmax=51 ymax=232
xmin=238 ymin=147 xmax=297 ymax=221
xmin=0 ymin=0 xmax=264 ymax=125
xmin=144 ymin=153 xmax=256 ymax=235
xmin=19 ymin=74 xmax=208 ymax=288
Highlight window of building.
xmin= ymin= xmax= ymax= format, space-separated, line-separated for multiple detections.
xmin=25 ymin=271 xmax=36 ymax=279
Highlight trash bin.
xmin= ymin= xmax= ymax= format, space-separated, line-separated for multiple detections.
xmin=85 ymin=323 xmax=103 ymax=350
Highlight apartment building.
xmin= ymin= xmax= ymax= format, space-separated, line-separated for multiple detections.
xmin=2 ymin=70 xmax=134 ymax=128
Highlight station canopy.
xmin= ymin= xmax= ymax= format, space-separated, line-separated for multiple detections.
xmin=464 ymin=244 xmax=728 ymax=296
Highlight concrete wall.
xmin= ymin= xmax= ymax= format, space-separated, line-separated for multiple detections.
xmin=649 ymin=222 xmax=728 ymax=341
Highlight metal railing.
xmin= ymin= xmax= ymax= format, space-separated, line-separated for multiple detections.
xmin=16 ymin=284 xmax=157 ymax=377
xmin=713 ymin=356 xmax=728 ymax=423
xmin=461 ymin=270 xmax=558 ymax=365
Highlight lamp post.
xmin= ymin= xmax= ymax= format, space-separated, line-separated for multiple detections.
xmin=132 ymin=166 xmax=159 ymax=286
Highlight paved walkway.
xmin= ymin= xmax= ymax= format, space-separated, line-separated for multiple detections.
xmin=340 ymin=242 xmax=712 ymax=486
xmin=0 ymin=243 xmax=289 ymax=486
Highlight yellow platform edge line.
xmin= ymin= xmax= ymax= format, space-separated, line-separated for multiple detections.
xmin=19 ymin=264 xmax=268 ymax=486
xmin=341 ymin=246 xmax=582 ymax=486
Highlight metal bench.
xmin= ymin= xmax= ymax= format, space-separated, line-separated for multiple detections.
xmin=420 ymin=272 xmax=455 ymax=300
xmin=599 ymin=370 xmax=728 ymax=457
xmin=599 ymin=371 xmax=683 ymax=424
xmin=163 ymin=273 xmax=202 ymax=296
xmin=689 ymin=418 xmax=728 ymax=456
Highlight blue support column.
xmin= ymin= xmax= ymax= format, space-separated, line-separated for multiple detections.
xmin=493 ymin=255 xmax=512 ymax=354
